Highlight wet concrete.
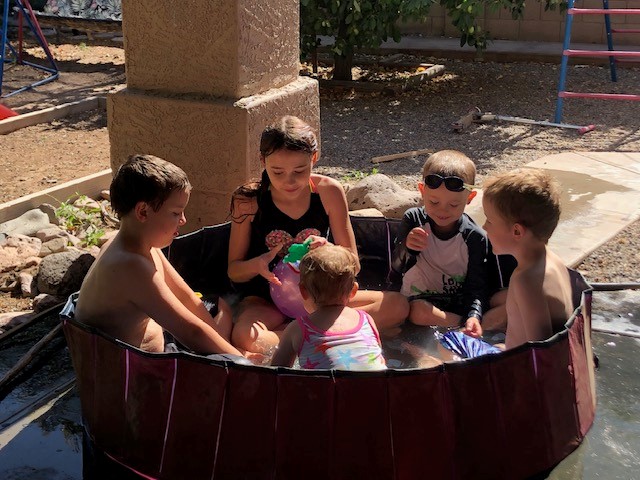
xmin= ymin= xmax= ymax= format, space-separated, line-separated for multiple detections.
xmin=467 ymin=152 xmax=640 ymax=267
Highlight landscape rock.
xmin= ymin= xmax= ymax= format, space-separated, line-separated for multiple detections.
xmin=0 ymin=208 xmax=51 ymax=236
xmin=36 ymin=250 xmax=96 ymax=296
xmin=0 ymin=272 xmax=18 ymax=292
xmin=35 ymin=226 xmax=68 ymax=242
xmin=73 ymin=196 xmax=101 ymax=211
xmin=39 ymin=237 xmax=69 ymax=257
xmin=0 ymin=234 xmax=42 ymax=272
xmin=38 ymin=203 xmax=60 ymax=226
xmin=32 ymin=293 xmax=66 ymax=313
xmin=67 ymin=234 xmax=82 ymax=248
xmin=346 ymin=174 xmax=421 ymax=219
xmin=0 ymin=311 xmax=34 ymax=330
xmin=18 ymin=271 xmax=34 ymax=297
xmin=349 ymin=208 xmax=385 ymax=217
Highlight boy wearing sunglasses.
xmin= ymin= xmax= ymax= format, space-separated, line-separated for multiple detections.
xmin=391 ymin=150 xmax=488 ymax=337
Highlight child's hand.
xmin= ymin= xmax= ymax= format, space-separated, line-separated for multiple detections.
xmin=462 ymin=317 xmax=483 ymax=338
xmin=307 ymin=235 xmax=331 ymax=250
xmin=243 ymin=351 xmax=268 ymax=365
xmin=405 ymin=227 xmax=428 ymax=251
xmin=257 ymin=243 xmax=283 ymax=285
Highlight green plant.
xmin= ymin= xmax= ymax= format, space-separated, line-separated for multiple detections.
xmin=301 ymin=0 xmax=429 ymax=80
xmin=78 ymin=42 xmax=88 ymax=50
xmin=54 ymin=193 xmax=105 ymax=248
xmin=83 ymin=225 xmax=106 ymax=248
xmin=342 ymin=167 xmax=379 ymax=182
xmin=301 ymin=0 xmax=566 ymax=80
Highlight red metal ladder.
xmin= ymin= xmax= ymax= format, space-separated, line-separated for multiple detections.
xmin=554 ymin=0 xmax=640 ymax=122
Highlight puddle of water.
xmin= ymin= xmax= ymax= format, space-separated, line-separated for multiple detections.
xmin=592 ymin=290 xmax=640 ymax=337
xmin=547 ymin=168 xmax=632 ymax=221
xmin=0 ymin=387 xmax=82 ymax=480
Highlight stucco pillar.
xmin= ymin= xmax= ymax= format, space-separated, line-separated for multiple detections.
xmin=108 ymin=1 xmax=319 ymax=230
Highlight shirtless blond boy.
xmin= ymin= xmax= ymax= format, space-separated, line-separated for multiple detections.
xmin=76 ymin=154 xmax=242 ymax=356
xmin=482 ymin=168 xmax=574 ymax=349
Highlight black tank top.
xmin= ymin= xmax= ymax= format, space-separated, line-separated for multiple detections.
xmin=234 ymin=189 xmax=330 ymax=299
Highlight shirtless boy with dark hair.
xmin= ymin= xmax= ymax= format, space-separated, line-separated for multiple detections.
xmin=76 ymin=154 xmax=243 ymax=356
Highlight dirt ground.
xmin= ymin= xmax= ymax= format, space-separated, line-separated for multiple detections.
xmin=1 ymin=36 xmax=639 ymax=314
xmin=1 ymin=43 xmax=122 ymax=204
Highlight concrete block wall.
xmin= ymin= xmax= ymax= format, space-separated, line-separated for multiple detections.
xmin=401 ymin=1 xmax=640 ymax=45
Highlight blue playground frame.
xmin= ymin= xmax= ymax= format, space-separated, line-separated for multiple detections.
xmin=1 ymin=0 xmax=59 ymax=98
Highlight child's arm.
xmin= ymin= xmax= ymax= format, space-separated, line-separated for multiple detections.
xmin=161 ymin=252 xmax=216 ymax=318
xmin=459 ymin=224 xmax=490 ymax=330
xmin=315 ymin=175 xmax=360 ymax=271
xmin=390 ymin=208 xmax=425 ymax=276
xmin=128 ymin=253 xmax=243 ymax=356
xmin=160 ymin=252 xmax=233 ymax=339
xmin=227 ymin=196 xmax=282 ymax=284
xmin=270 ymin=321 xmax=303 ymax=367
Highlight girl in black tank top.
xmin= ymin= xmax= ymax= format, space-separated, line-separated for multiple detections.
xmin=226 ymin=116 xmax=406 ymax=355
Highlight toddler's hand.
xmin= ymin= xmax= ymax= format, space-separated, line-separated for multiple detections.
xmin=258 ymin=243 xmax=283 ymax=285
xmin=307 ymin=235 xmax=331 ymax=250
xmin=462 ymin=317 xmax=483 ymax=338
xmin=406 ymin=227 xmax=428 ymax=251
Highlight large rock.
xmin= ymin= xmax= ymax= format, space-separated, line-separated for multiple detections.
xmin=0 ymin=234 xmax=42 ymax=272
xmin=0 ymin=208 xmax=52 ymax=236
xmin=32 ymin=293 xmax=67 ymax=313
xmin=346 ymin=174 xmax=421 ymax=219
xmin=36 ymin=249 xmax=96 ymax=296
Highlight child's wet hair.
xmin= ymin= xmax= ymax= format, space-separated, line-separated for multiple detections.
xmin=230 ymin=116 xmax=317 ymax=222
xmin=483 ymin=168 xmax=561 ymax=243
xmin=299 ymin=245 xmax=358 ymax=307
xmin=110 ymin=154 xmax=191 ymax=218
xmin=421 ymin=150 xmax=476 ymax=185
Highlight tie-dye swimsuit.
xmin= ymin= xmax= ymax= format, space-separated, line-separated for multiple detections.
xmin=297 ymin=310 xmax=386 ymax=371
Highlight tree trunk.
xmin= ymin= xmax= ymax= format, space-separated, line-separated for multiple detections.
xmin=332 ymin=52 xmax=354 ymax=81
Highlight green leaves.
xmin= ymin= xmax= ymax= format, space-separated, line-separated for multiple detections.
xmin=301 ymin=0 xmax=434 ymax=79
xmin=300 ymin=0 xmax=557 ymax=78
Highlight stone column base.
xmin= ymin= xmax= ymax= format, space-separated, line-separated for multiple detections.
xmin=107 ymin=77 xmax=319 ymax=231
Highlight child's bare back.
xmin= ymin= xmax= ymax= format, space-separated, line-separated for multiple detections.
xmin=505 ymin=248 xmax=573 ymax=349
xmin=482 ymin=168 xmax=574 ymax=350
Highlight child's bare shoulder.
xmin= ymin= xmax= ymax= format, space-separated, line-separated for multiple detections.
xmin=313 ymin=174 xmax=347 ymax=208
xmin=510 ymin=266 xmax=545 ymax=300
xmin=98 ymin=243 xmax=157 ymax=283
xmin=313 ymin=174 xmax=343 ymax=192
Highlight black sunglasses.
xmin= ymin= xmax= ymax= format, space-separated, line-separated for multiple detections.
xmin=424 ymin=174 xmax=475 ymax=192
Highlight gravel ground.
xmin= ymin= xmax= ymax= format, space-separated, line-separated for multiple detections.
xmin=315 ymin=56 xmax=640 ymax=285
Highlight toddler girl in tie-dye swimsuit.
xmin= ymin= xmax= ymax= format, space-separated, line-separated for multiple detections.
xmin=271 ymin=245 xmax=386 ymax=371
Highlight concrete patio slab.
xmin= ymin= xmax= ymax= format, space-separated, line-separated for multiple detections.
xmin=467 ymin=152 xmax=640 ymax=267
